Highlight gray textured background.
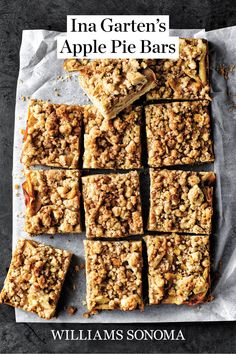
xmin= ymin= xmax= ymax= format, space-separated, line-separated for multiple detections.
xmin=0 ymin=0 xmax=236 ymax=352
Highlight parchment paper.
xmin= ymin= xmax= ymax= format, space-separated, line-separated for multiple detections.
xmin=12 ymin=27 xmax=236 ymax=322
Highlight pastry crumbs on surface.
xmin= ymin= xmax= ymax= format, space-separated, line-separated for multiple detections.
xmin=66 ymin=306 xmax=77 ymax=315
xmin=14 ymin=184 xmax=19 ymax=190
xmin=217 ymin=64 xmax=235 ymax=80
xmin=74 ymin=264 xmax=85 ymax=273
xmin=83 ymin=310 xmax=98 ymax=318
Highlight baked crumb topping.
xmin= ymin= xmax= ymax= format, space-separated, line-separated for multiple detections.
xmin=23 ymin=169 xmax=81 ymax=234
xmin=65 ymin=59 xmax=156 ymax=119
xmin=84 ymin=240 xmax=143 ymax=311
xmin=145 ymin=234 xmax=210 ymax=305
xmin=21 ymin=99 xmax=83 ymax=168
xmin=148 ymin=169 xmax=215 ymax=234
xmin=145 ymin=100 xmax=214 ymax=167
xmin=0 ymin=239 xmax=72 ymax=319
xmin=83 ymin=105 xmax=142 ymax=169
xmin=82 ymin=171 xmax=143 ymax=238
xmin=146 ymin=38 xmax=210 ymax=100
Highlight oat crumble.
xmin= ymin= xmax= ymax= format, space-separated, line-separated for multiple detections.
xmin=84 ymin=240 xmax=143 ymax=311
xmin=148 ymin=169 xmax=215 ymax=234
xmin=146 ymin=38 xmax=210 ymax=100
xmin=145 ymin=100 xmax=214 ymax=167
xmin=145 ymin=234 xmax=210 ymax=305
xmin=0 ymin=239 xmax=72 ymax=319
xmin=64 ymin=59 xmax=156 ymax=119
xmin=83 ymin=105 xmax=142 ymax=169
xmin=23 ymin=169 xmax=81 ymax=234
xmin=82 ymin=171 xmax=143 ymax=238
xmin=21 ymin=99 xmax=83 ymax=168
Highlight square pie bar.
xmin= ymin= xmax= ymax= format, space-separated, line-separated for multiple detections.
xmin=82 ymin=171 xmax=143 ymax=238
xmin=148 ymin=169 xmax=215 ymax=234
xmin=21 ymin=99 xmax=83 ymax=168
xmin=0 ymin=239 xmax=72 ymax=319
xmin=23 ymin=169 xmax=81 ymax=234
xmin=144 ymin=234 xmax=210 ymax=305
xmin=64 ymin=59 xmax=156 ymax=119
xmin=145 ymin=100 xmax=214 ymax=167
xmin=83 ymin=105 xmax=142 ymax=169
xmin=84 ymin=240 xmax=143 ymax=311
xmin=146 ymin=38 xmax=210 ymax=100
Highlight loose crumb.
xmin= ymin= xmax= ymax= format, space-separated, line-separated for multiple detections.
xmin=82 ymin=310 xmax=99 ymax=318
xmin=14 ymin=184 xmax=19 ymax=190
xmin=217 ymin=64 xmax=235 ymax=80
xmin=74 ymin=264 xmax=85 ymax=273
xmin=66 ymin=306 xmax=77 ymax=316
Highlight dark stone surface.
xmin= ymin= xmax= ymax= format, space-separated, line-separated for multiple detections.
xmin=0 ymin=0 xmax=236 ymax=352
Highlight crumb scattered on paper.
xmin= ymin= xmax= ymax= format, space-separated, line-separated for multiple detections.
xmin=74 ymin=264 xmax=85 ymax=273
xmin=83 ymin=309 xmax=99 ymax=318
xmin=66 ymin=306 xmax=77 ymax=316
xmin=217 ymin=64 xmax=235 ymax=80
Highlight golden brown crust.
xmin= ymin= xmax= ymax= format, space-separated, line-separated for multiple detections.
xmin=0 ymin=239 xmax=72 ymax=319
xmin=84 ymin=240 xmax=143 ymax=311
xmin=148 ymin=169 xmax=215 ymax=234
xmin=21 ymin=99 xmax=83 ymax=168
xmin=146 ymin=38 xmax=210 ymax=100
xmin=144 ymin=234 xmax=210 ymax=305
xmin=83 ymin=105 xmax=142 ymax=169
xmin=65 ymin=59 xmax=156 ymax=119
xmin=82 ymin=171 xmax=143 ymax=238
xmin=145 ymin=100 xmax=214 ymax=167
xmin=23 ymin=169 xmax=81 ymax=235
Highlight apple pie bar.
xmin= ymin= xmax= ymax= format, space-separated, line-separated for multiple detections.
xmin=144 ymin=234 xmax=210 ymax=305
xmin=82 ymin=171 xmax=143 ymax=238
xmin=84 ymin=240 xmax=143 ymax=311
xmin=148 ymin=169 xmax=215 ymax=234
xmin=145 ymin=100 xmax=214 ymax=167
xmin=64 ymin=59 xmax=156 ymax=119
xmin=23 ymin=169 xmax=81 ymax=234
xmin=83 ymin=105 xmax=142 ymax=169
xmin=0 ymin=239 xmax=72 ymax=319
xmin=21 ymin=99 xmax=83 ymax=168
xmin=146 ymin=38 xmax=210 ymax=100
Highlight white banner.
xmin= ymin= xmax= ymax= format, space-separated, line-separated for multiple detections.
xmin=57 ymin=15 xmax=179 ymax=59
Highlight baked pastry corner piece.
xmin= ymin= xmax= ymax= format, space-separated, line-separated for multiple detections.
xmin=144 ymin=234 xmax=210 ymax=305
xmin=82 ymin=171 xmax=143 ymax=238
xmin=21 ymin=99 xmax=83 ymax=168
xmin=146 ymin=38 xmax=210 ymax=100
xmin=84 ymin=240 xmax=143 ymax=311
xmin=83 ymin=105 xmax=142 ymax=169
xmin=148 ymin=169 xmax=215 ymax=234
xmin=145 ymin=100 xmax=214 ymax=167
xmin=0 ymin=239 xmax=72 ymax=319
xmin=64 ymin=59 xmax=156 ymax=119
xmin=23 ymin=169 xmax=81 ymax=235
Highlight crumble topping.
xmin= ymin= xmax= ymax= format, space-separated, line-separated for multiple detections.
xmin=145 ymin=100 xmax=214 ymax=167
xmin=82 ymin=171 xmax=143 ymax=238
xmin=84 ymin=240 xmax=143 ymax=311
xmin=21 ymin=99 xmax=83 ymax=168
xmin=146 ymin=38 xmax=210 ymax=100
xmin=23 ymin=169 xmax=81 ymax=234
xmin=64 ymin=59 xmax=156 ymax=119
xmin=145 ymin=234 xmax=210 ymax=305
xmin=0 ymin=239 xmax=72 ymax=319
xmin=83 ymin=105 xmax=142 ymax=169
xmin=148 ymin=169 xmax=215 ymax=234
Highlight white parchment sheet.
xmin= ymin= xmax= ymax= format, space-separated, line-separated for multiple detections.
xmin=12 ymin=28 xmax=236 ymax=322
